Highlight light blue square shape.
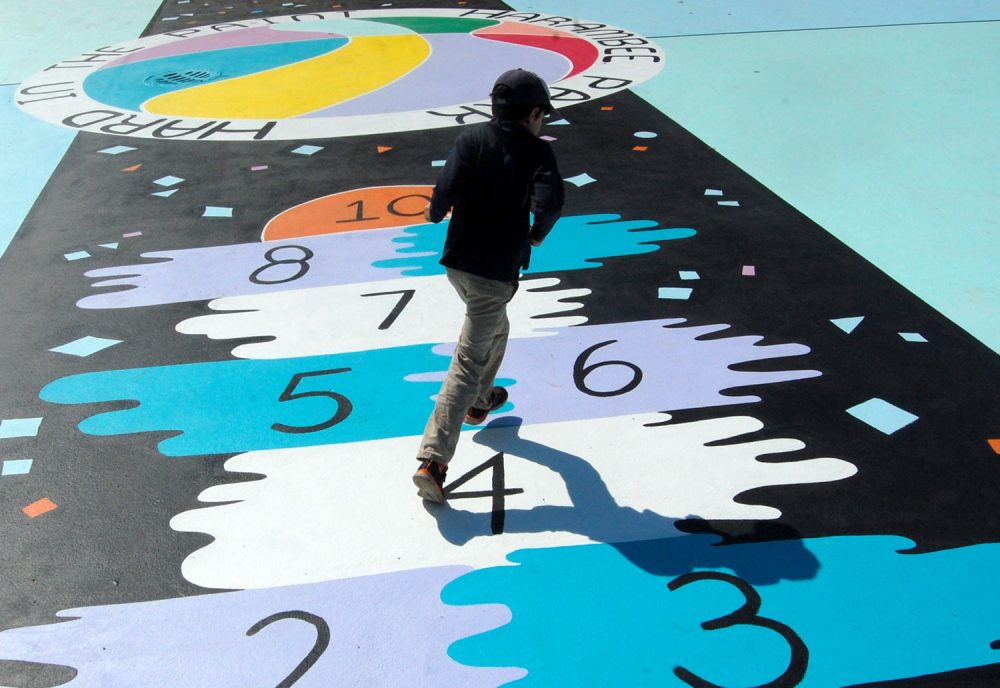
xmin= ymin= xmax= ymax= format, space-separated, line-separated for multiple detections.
xmin=0 ymin=417 xmax=42 ymax=438
xmin=566 ymin=173 xmax=597 ymax=187
xmin=658 ymin=287 xmax=693 ymax=300
xmin=847 ymin=398 xmax=919 ymax=435
xmin=98 ymin=145 xmax=136 ymax=155
xmin=2 ymin=459 xmax=33 ymax=476
xmin=154 ymin=175 xmax=184 ymax=187
xmin=49 ymin=336 xmax=121 ymax=357
xmin=679 ymin=271 xmax=700 ymax=280
xmin=292 ymin=145 xmax=323 ymax=156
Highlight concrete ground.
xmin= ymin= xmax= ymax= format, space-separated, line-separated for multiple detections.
xmin=1 ymin=1 xmax=998 ymax=686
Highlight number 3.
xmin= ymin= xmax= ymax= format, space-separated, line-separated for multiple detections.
xmin=668 ymin=572 xmax=809 ymax=688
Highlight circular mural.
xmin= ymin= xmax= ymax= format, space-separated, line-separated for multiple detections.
xmin=15 ymin=9 xmax=664 ymax=141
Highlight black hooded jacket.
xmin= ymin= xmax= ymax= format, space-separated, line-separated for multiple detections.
xmin=427 ymin=118 xmax=564 ymax=282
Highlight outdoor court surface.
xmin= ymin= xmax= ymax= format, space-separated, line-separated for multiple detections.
xmin=1 ymin=1 xmax=998 ymax=686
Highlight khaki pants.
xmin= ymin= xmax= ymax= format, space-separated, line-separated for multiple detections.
xmin=418 ymin=268 xmax=517 ymax=465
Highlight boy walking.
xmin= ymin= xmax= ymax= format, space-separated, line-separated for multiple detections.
xmin=413 ymin=69 xmax=565 ymax=503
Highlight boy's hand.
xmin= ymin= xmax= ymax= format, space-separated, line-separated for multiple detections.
xmin=423 ymin=205 xmax=432 ymax=221
xmin=530 ymin=237 xmax=543 ymax=247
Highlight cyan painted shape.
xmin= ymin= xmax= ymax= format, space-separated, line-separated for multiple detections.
xmin=372 ymin=214 xmax=696 ymax=275
xmin=82 ymin=38 xmax=348 ymax=112
xmin=38 ymin=315 xmax=817 ymax=456
xmin=443 ymin=534 xmax=1000 ymax=686
xmin=39 ymin=345 xmax=445 ymax=456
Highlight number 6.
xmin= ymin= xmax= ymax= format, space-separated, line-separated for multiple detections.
xmin=573 ymin=340 xmax=643 ymax=397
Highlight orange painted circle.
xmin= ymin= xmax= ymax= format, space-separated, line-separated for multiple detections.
xmin=262 ymin=185 xmax=434 ymax=240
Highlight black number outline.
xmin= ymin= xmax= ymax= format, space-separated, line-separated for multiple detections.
xmin=335 ymin=199 xmax=380 ymax=224
xmin=573 ymin=340 xmax=644 ymax=398
xmin=668 ymin=572 xmax=809 ymax=688
xmin=272 ymin=369 xmax=353 ymax=434
xmin=387 ymin=193 xmax=432 ymax=217
xmin=246 ymin=610 xmax=331 ymax=688
xmin=250 ymin=245 xmax=314 ymax=285
xmin=360 ymin=289 xmax=416 ymax=330
xmin=443 ymin=452 xmax=523 ymax=535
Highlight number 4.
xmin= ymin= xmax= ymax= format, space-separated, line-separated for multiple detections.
xmin=444 ymin=452 xmax=523 ymax=534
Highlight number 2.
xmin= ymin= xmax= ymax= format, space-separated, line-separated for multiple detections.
xmin=246 ymin=610 xmax=330 ymax=688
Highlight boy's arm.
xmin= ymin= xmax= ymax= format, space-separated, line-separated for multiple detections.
xmin=528 ymin=150 xmax=565 ymax=245
xmin=426 ymin=132 xmax=475 ymax=223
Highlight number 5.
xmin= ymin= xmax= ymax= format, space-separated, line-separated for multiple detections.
xmin=272 ymin=369 xmax=353 ymax=434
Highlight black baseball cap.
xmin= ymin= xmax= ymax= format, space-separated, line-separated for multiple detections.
xmin=490 ymin=68 xmax=559 ymax=117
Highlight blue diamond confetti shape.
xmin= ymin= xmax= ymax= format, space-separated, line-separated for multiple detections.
xmin=2 ymin=459 xmax=33 ymax=476
xmin=658 ymin=287 xmax=693 ymax=300
xmin=49 ymin=336 xmax=122 ymax=357
xmin=98 ymin=145 xmax=136 ymax=155
xmin=847 ymin=398 xmax=919 ymax=435
xmin=0 ymin=417 xmax=43 ymax=439
xmin=566 ymin=173 xmax=597 ymax=187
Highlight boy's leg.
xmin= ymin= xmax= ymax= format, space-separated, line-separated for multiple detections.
xmin=471 ymin=310 xmax=510 ymax=411
xmin=417 ymin=270 xmax=515 ymax=467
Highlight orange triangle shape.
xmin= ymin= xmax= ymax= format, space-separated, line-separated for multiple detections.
xmin=377 ymin=146 xmax=393 ymax=154
xmin=121 ymin=164 xmax=142 ymax=172
xmin=989 ymin=439 xmax=1000 ymax=454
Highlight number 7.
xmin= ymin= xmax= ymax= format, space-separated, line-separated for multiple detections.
xmin=360 ymin=289 xmax=416 ymax=330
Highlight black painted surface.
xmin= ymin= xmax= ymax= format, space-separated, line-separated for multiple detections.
xmin=1 ymin=0 xmax=998 ymax=685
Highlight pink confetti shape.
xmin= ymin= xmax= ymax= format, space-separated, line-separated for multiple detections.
xmin=122 ymin=232 xmax=143 ymax=238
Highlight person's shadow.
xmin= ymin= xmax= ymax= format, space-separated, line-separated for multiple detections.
xmin=425 ymin=417 xmax=819 ymax=585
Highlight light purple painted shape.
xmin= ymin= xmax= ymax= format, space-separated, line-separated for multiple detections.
xmin=437 ymin=319 xmax=820 ymax=422
xmin=303 ymin=33 xmax=570 ymax=118
xmin=104 ymin=26 xmax=340 ymax=68
xmin=0 ymin=566 xmax=521 ymax=687
xmin=77 ymin=227 xmax=417 ymax=309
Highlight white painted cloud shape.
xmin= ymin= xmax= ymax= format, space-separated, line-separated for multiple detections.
xmin=170 ymin=414 xmax=856 ymax=589
xmin=176 ymin=275 xmax=588 ymax=358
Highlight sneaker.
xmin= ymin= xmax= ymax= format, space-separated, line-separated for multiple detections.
xmin=465 ymin=386 xmax=508 ymax=425
xmin=413 ymin=459 xmax=448 ymax=503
